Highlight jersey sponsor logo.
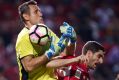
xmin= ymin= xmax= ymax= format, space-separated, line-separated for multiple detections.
xmin=75 ymin=68 xmax=81 ymax=79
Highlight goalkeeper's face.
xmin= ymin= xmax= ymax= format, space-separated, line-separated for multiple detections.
xmin=28 ymin=4 xmax=44 ymax=25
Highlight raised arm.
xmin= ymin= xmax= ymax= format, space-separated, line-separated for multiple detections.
xmin=21 ymin=54 xmax=48 ymax=72
xmin=20 ymin=36 xmax=69 ymax=72
xmin=60 ymin=22 xmax=77 ymax=55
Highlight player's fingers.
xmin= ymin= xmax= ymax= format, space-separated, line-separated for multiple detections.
xmin=63 ymin=22 xmax=69 ymax=27
xmin=79 ymin=55 xmax=87 ymax=63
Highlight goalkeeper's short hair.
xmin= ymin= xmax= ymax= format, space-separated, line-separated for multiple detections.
xmin=18 ymin=0 xmax=37 ymax=23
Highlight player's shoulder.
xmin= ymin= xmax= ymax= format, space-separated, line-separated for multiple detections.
xmin=18 ymin=27 xmax=29 ymax=36
xmin=62 ymin=55 xmax=75 ymax=59
xmin=18 ymin=27 xmax=29 ymax=39
xmin=16 ymin=27 xmax=29 ymax=45
xmin=47 ymin=27 xmax=59 ymax=42
xmin=47 ymin=27 xmax=57 ymax=36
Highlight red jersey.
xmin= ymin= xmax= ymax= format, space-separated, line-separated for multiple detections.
xmin=56 ymin=56 xmax=90 ymax=80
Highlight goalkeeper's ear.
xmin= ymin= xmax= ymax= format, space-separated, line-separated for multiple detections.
xmin=23 ymin=13 xmax=30 ymax=21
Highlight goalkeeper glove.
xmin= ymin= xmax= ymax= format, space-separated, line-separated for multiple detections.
xmin=57 ymin=35 xmax=69 ymax=52
xmin=60 ymin=22 xmax=77 ymax=44
xmin=45 ymin=36 xmax=68 ymax=59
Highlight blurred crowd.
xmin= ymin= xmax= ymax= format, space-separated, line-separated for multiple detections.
xmin=0 ymin=0 xmax=119 ymax=80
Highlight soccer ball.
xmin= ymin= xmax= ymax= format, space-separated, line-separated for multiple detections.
xmin=29 ymin=24 xmax=50 ymax=45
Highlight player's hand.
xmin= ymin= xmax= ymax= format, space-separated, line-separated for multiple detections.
xmin=60 ymin=22 xmax=77 ymax=44
xmin=75 ymin=55 xmax=88 ymax=63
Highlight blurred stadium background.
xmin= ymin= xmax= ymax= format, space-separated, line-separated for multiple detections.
xmin=0 ymin=0 xmax=119 ymax=80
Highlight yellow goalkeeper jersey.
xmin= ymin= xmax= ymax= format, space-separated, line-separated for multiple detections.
xmin=16 ymin=27 xmax=59 ymax=80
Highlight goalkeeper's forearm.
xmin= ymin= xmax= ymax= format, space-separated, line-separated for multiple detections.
xmin=21 ymin=54 xmax=49 ymax=72
xmin=45 ymin=38 xmax=69 ymax=59
xmin=45 ymin=35 xmax=70 ymax=60
xmin=55 ymin=38 xmax=69 ymax=54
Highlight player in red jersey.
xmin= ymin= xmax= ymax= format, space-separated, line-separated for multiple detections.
xmin=46 ymin=41 xmax=105 ymax=80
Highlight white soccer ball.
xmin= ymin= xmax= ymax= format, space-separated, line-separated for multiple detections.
xmin=29 ymin=24 xmax=50 ymax=45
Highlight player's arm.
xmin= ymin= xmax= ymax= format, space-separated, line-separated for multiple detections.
xmin=20 ymin=41 xmax=54 ymax=72
xmin=21 ymin=42 xmax=56 ymax=72
xmin=17 ymin=36 xmax=52 ymax=72
xmin=21 ymin=54 xmax=48 ymax=72
xmin=46 ymin=58 xmax=76 ymax=68
xmin=20 ymin=36 xmax=67 ymax=72
xmin=60 ymin=22 xmax=77 ymax=55
xmin=46 ymin=55 xmax=86 ymax=68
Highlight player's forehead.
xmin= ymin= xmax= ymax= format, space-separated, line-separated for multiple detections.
xmin=94 ymin=50 xmax=105 ymax=57
xmin=28 ymin=4 xmax=40 ymax=12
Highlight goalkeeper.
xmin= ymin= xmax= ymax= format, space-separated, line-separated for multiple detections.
xmin=15 ymin=0 xmax=77 ymax=80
